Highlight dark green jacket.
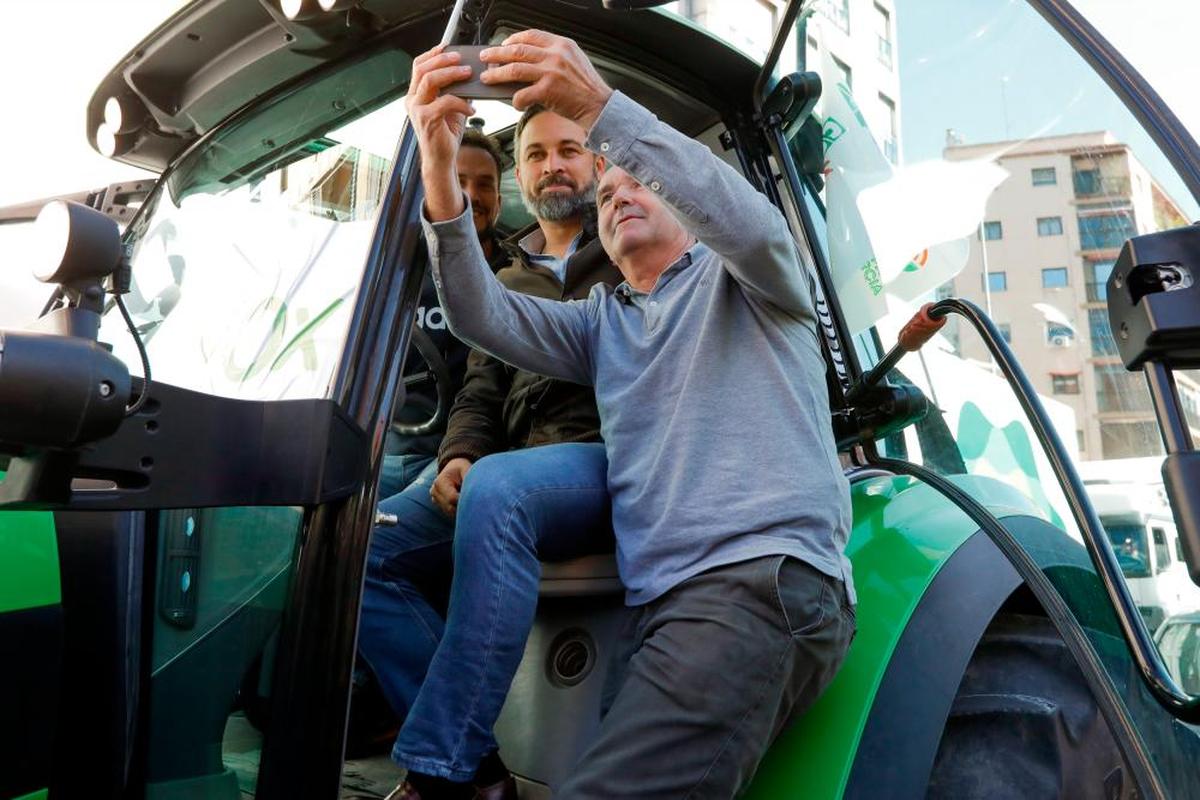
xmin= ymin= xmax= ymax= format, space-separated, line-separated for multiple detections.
xmin=437 ymin=223 xmax=622 ymax=469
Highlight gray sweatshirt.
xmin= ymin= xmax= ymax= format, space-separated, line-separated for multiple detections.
xmin=423 ymin=91 xmax=854 ymax=606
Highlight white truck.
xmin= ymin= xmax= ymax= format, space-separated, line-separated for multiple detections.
xmin=1086 ymin=477 xmax=1200 ymax=634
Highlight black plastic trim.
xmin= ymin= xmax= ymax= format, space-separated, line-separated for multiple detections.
xmin=254 ymin=125 xmax=427 ymax=796
xmin=0 ymin=381 xmax=368 ymax=511
xmin=844 ymin=531 xmax=1022 ymax=799
xmin=50 ymin=510 xmax=144 ymax=797
xmin=0 ymin=603 xmax=62 ymax=799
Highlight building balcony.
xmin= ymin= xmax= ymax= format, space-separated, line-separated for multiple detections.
xmin=1073 ymin=173 xmax=1132 ymax=199
xmin=1096 ymin=388 xmax=1154 ymax=414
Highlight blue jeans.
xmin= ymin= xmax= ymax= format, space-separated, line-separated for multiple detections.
xmin=378 ymin=452 xmax=436 ymax=500
xmin=358 ymin=442 xmax=613 ymax=781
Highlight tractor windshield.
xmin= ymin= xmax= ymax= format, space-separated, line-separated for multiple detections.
xmin=96 ymin=45 xmax=417 ymax=403
xmin=1105 ymin=522 xmax=1151 ymax=578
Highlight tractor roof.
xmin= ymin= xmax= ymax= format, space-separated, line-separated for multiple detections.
xmin=88 ymin=0 xmax=763 ymax=173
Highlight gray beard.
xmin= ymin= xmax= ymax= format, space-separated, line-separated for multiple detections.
xmin=521 ymin=182 xmax=596 ymax=222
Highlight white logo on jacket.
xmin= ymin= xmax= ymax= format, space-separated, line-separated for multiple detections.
xmin=416 ymin=306 xmax=446 ymax=330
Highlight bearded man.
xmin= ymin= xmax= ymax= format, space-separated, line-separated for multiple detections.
xmin=359 ymin=107 xmax=621 ymax=800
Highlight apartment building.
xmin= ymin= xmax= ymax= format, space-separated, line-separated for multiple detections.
xmin=672 ymin=0 xmax=902 ymax=162
xmin=943 ymin=131 xmax=1198 ymax=460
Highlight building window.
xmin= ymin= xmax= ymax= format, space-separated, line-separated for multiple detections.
xmin=1073 ymin=168 xmax=1101 ymax=195
xmin=998 ymin=323 xmax=1012 ymax=343
xmin=983 ymin=220 xmax=1002 ymax=240
xmin=878 ymin=93 xmax=897 ymax=163
xmin=802 ymin=35 xmax=818 ymax=66
xmin=1073 ymin=168 xmax=1130 ymax=197
xmin=1032 ymin=167 xmax=1057 ymax=186
xmin=1052 ymin=374 xmax=1081 ymax=394
xmin=1089 ymin=308 xmax=1118 ymax=356
xmin=984 ymin=271 xmax=1007 ymax=292
xmin=724 ymin=0 xmax=777 ymax=61
xmin=1079 ymin=212 xmax=1137 ymax=250
xmin=1040 ymin=267 xmax=1068 ymax=288
xmin=828 ymin=0 xmax=851 ymax=34
xmin=1180 ymin=385 xmax=1200 ymax=424
xmin=1095 ymin=363 xmax=1154 ymax=413
xmin=1047 ymin=324 xmax=1074 ymax=347
xmin=1037 ymin=216 xmax=1064 ymax=236
xmin=1101 ymin=421 xmax=1163 ymax=459
xmin=935 ymin=282 xmax=954 ymax=301
xmin=832 ymin=56 xmax=852 ymax=91
xmin=1077 ymin=429 xmax=1086 ymax=452
xmin=1087 ymin=259 xmax=1116 ymax=302
xmin=874 ymin=3 xmax=893 ymax=68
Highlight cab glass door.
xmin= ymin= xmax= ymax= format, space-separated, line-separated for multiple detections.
xmin=100 ymin=44 xmax=415 ymax=797
xmin=783 ymin=0 xmax=1200 ymax=791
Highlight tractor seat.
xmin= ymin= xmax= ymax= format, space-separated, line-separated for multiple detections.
xmin=538 ymin=553 xmax=622 ymax=597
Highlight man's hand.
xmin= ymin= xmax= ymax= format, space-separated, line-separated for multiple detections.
xmin=480 ymin=31 xmax=613 ymax=131
xmin=431 ymin=457 xmax=474 ymax=517
xmin=406 ymin=45 xmax=475 ymax=221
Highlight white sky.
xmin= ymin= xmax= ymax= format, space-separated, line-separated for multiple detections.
xmin=0 ymin=1 xmax=188 ymax=208
xmin=1073 ymin=0 xmax=1200 ymax=144
xmin=0 ymin=0 xmax=1195 ymax=327
xmin=0 ymin=1 xmax=1195 ymax=208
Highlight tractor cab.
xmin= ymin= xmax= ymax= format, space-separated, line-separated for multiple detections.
xmin=4 ymin=1 xmax=1200 ymax=799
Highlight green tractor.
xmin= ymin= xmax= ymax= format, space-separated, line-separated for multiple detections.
xmin=3 ymin=0 xmax=1200 ymax=797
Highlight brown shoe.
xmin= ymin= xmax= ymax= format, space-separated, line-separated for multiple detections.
xmin=384 ymin=781 xmax=423 ymax=800
xmin=473 ymin=775 xmax=518 ymax=800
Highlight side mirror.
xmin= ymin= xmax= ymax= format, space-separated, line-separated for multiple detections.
xmin=1107 ymin=224 xmax=1200 ymax=587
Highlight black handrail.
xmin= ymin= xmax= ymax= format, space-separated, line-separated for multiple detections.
xmin=927 ymin=298 xmax=1200 ymax=722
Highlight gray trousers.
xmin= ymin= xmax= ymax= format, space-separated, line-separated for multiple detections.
xmin=559 ymin=555 xmax=855 ymax=799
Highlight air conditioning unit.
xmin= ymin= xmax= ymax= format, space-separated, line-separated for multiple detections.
xmin=1050 ymin=334 xmax=1072 ymax=347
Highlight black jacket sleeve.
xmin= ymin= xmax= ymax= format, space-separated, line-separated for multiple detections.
xmin=437 ymin=347 xmax=513 ymax=471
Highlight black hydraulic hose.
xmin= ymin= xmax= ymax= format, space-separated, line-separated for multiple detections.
xmin=924 ymin=298 xmax=1200 ymax=722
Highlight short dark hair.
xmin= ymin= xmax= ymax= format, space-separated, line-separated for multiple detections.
xmin=514 ymin=104 xmax=550 ymax=158
xmin=460 ymin=127 xmax=505 ymax=182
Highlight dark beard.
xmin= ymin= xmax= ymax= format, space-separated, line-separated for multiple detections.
xmin=521 ymin=176 xmax=597 ymax=222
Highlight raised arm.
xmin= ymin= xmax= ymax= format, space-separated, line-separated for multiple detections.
xmin=479 ymin=31 xmax=813 ymax=319
xmin=586 ymin=93 xmax=811 ymax=317
xmin=408 ymin=44 xmax=595 ymax=385
xmin=422 ymin=206 xmax=596 ymax=384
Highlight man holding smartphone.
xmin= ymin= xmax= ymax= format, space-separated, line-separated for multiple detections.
xmin=360 ymin=110 xmax=621 ymax=800
xmin=404 ymin=30 xmax=856 ymax=799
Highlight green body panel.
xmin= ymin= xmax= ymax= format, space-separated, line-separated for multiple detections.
xmin=0 ymin=509 xmax=59 ymax=614
xmin=745 ymin=472 xmax=1045 ymax=798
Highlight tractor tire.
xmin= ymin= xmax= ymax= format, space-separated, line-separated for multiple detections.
xmin=927 ymin=613 xmax=1136 ymax=800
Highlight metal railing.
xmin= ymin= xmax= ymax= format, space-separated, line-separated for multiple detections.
xmin=1086 ymin=280 xmax=1108 ymax=302
xmin=1097 ymin=385 xmax=1155 ymax=413
xmin=1073 ymin=173 xmax=1132 ymax=198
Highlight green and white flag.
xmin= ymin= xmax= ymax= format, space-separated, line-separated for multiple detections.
xmin=818 ymin=40 xmax=1006 ymax=334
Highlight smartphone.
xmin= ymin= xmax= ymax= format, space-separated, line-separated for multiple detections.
xmin=443 ymin=45 xmax=526 ymax=100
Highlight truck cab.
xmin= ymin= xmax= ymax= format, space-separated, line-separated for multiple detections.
xmin=1090 ymin=480 xmax=1196 ymax=632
